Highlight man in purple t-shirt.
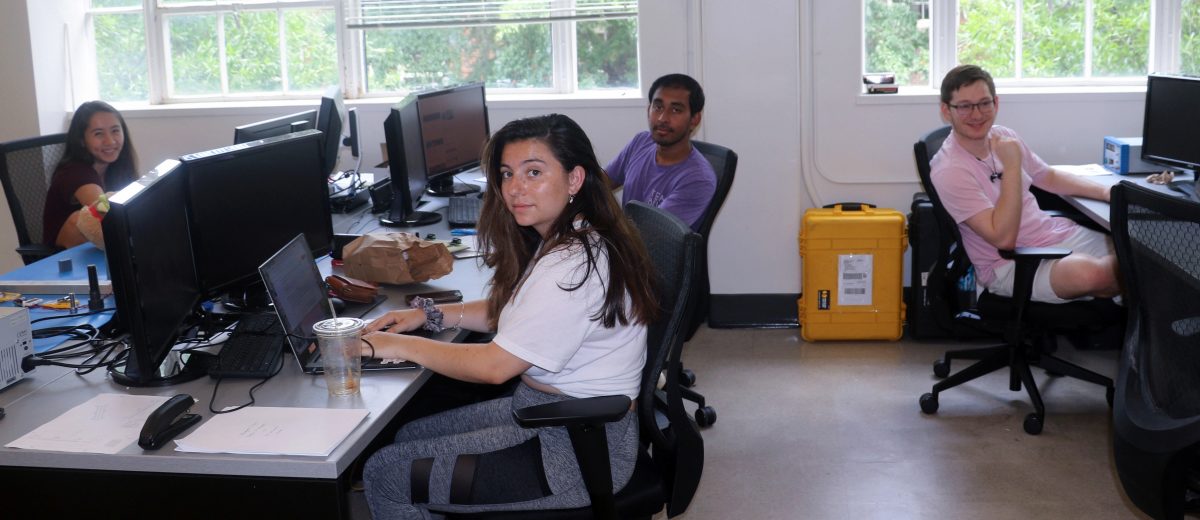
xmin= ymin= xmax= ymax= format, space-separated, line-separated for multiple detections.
xmin=930 ymin=64 xmax=1120 ymax=304
xmin=606 ymin=73 xmax=716 ymax=231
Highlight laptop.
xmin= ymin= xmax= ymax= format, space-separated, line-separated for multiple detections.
xmin=258 ymin=234 xmax=421 ymax=374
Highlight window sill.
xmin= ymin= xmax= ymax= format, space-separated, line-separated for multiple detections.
xmin=112 ymin=90 xmax=645 ymax=119
xmin=856 ymin=84 xmax=1146 ymax=106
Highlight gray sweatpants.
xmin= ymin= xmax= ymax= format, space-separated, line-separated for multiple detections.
xmin=363 ymin=382 xmax=639 ymax=519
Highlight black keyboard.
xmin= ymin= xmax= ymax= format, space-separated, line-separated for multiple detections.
xmin=448 ymin=196 xmax=482 ymax=227
xmin=209 ymin=314 xmax=286 ymax=378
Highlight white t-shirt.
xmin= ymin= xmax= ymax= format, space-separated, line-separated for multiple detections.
xmin=492 ymin=232 xmax=647 ymax=399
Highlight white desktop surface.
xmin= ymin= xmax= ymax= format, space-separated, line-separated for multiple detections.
xmin=1060 ymin=170 xmax=1195 ymax=230
xmin=0 ymin=354 xmax=430 ymax=480
xmin=0 ymin=204 xmax=493 ymax=483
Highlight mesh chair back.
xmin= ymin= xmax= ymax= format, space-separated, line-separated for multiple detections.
xmin=0 ymin=134 xmax=67 ymax=249
xmin=1111 ymin=181 xmax=1200 ymax=419
xmin=687 ymin=140 xmax=737 ymax=334
xmin=624 ymin=201 xmax=704 ymax=514
xmin=913 ymin=126 xmax=980 ymax=324
xmin=625 ymin=201 xmax=700 ymax=397
xmin=690 ymin=140 xmax=737 ymax=239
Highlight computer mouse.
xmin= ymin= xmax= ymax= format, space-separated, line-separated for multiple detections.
xmin=329 ymin=297 xmax=347 ymax=314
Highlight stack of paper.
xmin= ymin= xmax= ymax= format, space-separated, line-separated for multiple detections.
xmin=174 ymin=407 xmax=369 ymax=457
xmin=5 ymin=393 xmax=169 ymax=454
xmin=1053 ymin=164 xmax=1111 ymax=177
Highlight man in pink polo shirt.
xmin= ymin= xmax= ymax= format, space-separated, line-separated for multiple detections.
xmin=930 ymin=64 xmax=1120 ymax=303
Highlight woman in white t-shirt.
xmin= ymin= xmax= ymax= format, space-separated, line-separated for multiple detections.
xmin=362 ymin=113 xmax=658 ymax=519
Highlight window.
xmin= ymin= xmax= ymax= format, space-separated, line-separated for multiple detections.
xmin=863 ymin=0 xmax=1200 ymax=89
xmin=87 ymin=0 xmax=638 ymax=103
xmin=347 ymin=0 xmax=638 ymax=95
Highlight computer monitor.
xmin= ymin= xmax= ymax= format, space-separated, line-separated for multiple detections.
xmin=316 ymin=86 xmax=348 ymax=178
xmin=180 ymin=129 xmax=333 ymax=306
xmin=233 ymin=109 xmax=317 ymax=144
xmin=103 ymin=159 xmax=206 ymax=387
xmin=379 ymin=94 xmax=442 ymax=227
xmin=415 ymin=82 xmax=489 ymax=196
xmin=1141 ymin=74 xmax=1200 ymax=199
xmin=346 ymin=107 xmax=360 ymax=160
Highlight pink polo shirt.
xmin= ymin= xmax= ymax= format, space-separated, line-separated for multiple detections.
xmin=929 ymin=125 xmax=1078 ymax=287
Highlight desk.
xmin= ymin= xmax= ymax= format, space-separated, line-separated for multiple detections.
xmin=0 ymin=203 xmax=492 ymax=519
xmin=1061 ymin=172 xmax=1195 ymax=230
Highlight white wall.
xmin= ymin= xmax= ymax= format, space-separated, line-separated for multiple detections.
xmin=0 ymin=0 xmax=1152 ymax=296
xmin=0 ymin=1 xmax=41 ymax=272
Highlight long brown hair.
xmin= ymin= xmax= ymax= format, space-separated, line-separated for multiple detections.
xmin=476 ymin=114 xmax=658 ymax=330
xmin=59 ymin=100 xmax=140 ymax=189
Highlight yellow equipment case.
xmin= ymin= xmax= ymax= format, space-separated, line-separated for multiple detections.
xmin=798 ymin=203 xmax=907 ymax=341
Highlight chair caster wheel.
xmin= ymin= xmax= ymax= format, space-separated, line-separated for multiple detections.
xmin=920 ymin=393 xmax=938 ymax=414
xmin=1023 ymin=413 xmax=1043 ymax=435
xmin=681 ymin=368 xmax=697 ymax=388
xmin=695 ymin=406 xmax=716 ymax=427
xmin=933 ymin=360 xmax=950 ymax=378
xmin=1106 ymin=386 xmax=1115 ymax=408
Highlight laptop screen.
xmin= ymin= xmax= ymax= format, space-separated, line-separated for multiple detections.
xmin=259 ymin=234 xmax=331 ymax=366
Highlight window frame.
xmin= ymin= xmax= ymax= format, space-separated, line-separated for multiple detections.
xmin=869 ymin=0 xmax=1190 ymax=92
xmin=87 ymin=0 xmax=639 ymax=104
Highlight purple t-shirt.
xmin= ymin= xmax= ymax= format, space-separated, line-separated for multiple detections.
xmin=606 ymin=131 xmax=716 ymax=231
xmin=930 ymin=125 xmax=1078 ymax=287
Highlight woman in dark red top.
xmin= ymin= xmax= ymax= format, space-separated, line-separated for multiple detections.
xmin=43 ymin=101 xmax=139 ymax=248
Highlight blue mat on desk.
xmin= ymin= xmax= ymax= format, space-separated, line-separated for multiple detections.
xmin=0 ymin=245 xmax=110 ymax=294
xmin=0 ymin=245 xmax=116 ymax=353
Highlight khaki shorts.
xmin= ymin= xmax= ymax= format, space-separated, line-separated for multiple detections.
xmin=986 ymin=227 xmax=1114 ymax=304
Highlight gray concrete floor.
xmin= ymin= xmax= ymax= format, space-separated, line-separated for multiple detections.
xmin=352 ymin=326 xmax=1149 ymax=519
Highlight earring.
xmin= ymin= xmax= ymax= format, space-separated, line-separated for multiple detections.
xmin=569 ymin=194 xmax=575 ymax=204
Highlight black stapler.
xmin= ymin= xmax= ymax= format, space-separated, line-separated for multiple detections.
xmin=139 ymin=394 xmax=201 ymax=450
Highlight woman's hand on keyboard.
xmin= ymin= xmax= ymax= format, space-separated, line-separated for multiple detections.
xmin=366 ymin=308 xmax=426 ymax=334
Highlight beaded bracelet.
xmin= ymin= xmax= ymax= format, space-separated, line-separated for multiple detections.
xmin=449 ymin=300 xmax=465 ymax=329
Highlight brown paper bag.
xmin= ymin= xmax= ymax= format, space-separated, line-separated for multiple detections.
xmin=341 ymin=233 xmax=454 ymax=285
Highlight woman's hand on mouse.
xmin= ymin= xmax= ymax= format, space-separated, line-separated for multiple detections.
xmin=367 ymin=309 xmax=426 ymax=334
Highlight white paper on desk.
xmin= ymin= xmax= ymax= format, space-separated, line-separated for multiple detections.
xmin=1054 ymin=164 xmax=1111 ymax=176
xmin=174 ymin=407 xmax=369 ymax=457
xmin=5 ymin=393 xmax=169 ymax=454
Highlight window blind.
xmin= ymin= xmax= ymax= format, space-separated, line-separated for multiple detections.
xmin=346 ymin=0 xmax=637 ymax=30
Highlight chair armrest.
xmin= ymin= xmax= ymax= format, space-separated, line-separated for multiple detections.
xmin=512 ymin=395 xmax=631 ymax=428
xmin=513 ymin=394 xmax=632 ymax=519
xmin=16 ymin=244 xmax=58 ymax=265
xmin=996 ymin=247 xmax=1074 ymax=337
xmin=999 ymin=247 xmax=1070 ymax=261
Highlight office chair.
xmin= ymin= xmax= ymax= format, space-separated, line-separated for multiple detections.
xmin=672 ymin=139 xmax=737 ymax=428
xmin=687 ymin=139 xmax=738 ymax=339
xmin=912 ymin=126 xmax=1119 ymax=435
xmin=0 ymin=133 xmax=67 ymax=264
xmin=1110 ymin=181 xmax=1200 ymax=519
xmin=452 ymin=201 xmax=704 ymax=520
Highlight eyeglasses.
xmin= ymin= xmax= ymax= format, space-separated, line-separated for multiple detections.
xmin=947 ymin=98 xmax=995 ymax=116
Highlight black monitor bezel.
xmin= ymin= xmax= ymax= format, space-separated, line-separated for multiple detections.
xmin=316 ymin=86 xmax=347 ymax=178
xmin=179 ymin=129 xmax=333 ymax=300
xmin=379 ymin=95 xmax=441 ymax=227
xmin=103 ymin=159 xmax=205 ymax=387
xmin=1142 ymin=74 xmax=1200 ymax=172
xmin=414 ymin=82 xmax=488 ymax=196
xmin=233 ymin=109 xmax=317 ymax=144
